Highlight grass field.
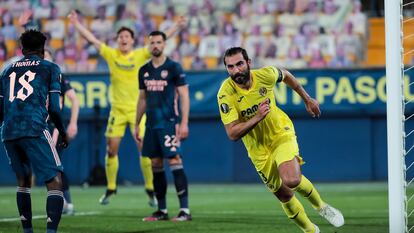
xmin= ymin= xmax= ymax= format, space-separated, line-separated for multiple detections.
xmin=0 ymin=183 xmax=389 ymax=233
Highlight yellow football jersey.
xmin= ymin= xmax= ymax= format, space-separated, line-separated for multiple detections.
xmin=217 ymin=66 xmax=296 ymax=154
xmin=100 ymin=43 xmax=151 ymax=108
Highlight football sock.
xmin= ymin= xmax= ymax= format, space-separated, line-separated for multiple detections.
xmin=153 ymin=166 xmax=167 ymax=210
xmin=46 ymin=190 xmax=64 ymax=232
xmin=61 ymin=173 xmax=72 ymax=203
xmin=16 ymin=187 xmax=32 ymax=232
xmin=140 ymin=155 xmax=154 ymax=192
xmin=171 ymin=164 xmax=189 ymax=209
xmin=293 ymin=175 xmax=325 ymax=210
xmin=281 ymin=195 xmax=315 ymax=233
xmin=105 ymin=155 xmax=118 ymax=190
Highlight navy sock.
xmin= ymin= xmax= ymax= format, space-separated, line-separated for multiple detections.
xmin=153 ymin=167 xmax=167 ymax=210
xmin=16 ymin=187 xmax=32 ymax=232
xmin=171 ymin=164 xmax=189 ymax=209
xmin=62 ymin=173 xmax=71 ymax=203
xmin=46 ymin=190 xmax=64 ymax=231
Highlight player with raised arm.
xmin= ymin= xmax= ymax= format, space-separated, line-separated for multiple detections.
xmin=0 ymin=30 xmax=69 ymax=233
xmin=135 ymin=31 xmax=191 ymax=221
xmin=217 ymin=47 xmax=344 ymax=233
xmin=68 ymin=10 xmax=187 ymax=206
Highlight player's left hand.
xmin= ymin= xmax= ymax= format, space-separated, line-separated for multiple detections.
xmin=133 ymin=125 xmax=142 ymax=144
xmin=305 ymin=98 xmax=321 ymax=118
xmin=177 ymin=123 xmax=189 ymax=140
xmin=67 ymin=123 xmax=78 ymax=140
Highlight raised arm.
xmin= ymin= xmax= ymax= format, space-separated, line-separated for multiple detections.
xmin=68 ymin=10 xmax=102 ymax=49
xmin=64 ymin=89 xmax=79 ymax=139
xmin=282 ymin=69 xmax=321 ymax=118
xmin=164 ymin=16 xmax=187 ymax=39
xmin=177 ymin=85 xmax=190 ymax=140
xmin=134 ymin=90 xmax=147 ymax=143
xmin=224 ymin=99 xmax=270 ymax=141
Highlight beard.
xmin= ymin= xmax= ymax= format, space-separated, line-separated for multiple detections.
xmin=231 ymin=67 xmax=250 ymax=85
xmin=151 ymin=49 xmax=162 ymax=57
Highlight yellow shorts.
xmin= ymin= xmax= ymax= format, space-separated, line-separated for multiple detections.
xmin=251 ymin=135 xmax=304 ymax=193
xmin=105 ymin=106 xmax=146 ymax=138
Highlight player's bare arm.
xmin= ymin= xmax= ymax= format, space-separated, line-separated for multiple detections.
xmin=134 ymin=90 xmax=147 ymax=143
xmin=164 ymin=15 xmax=188 ymax=39
xmin=65 ymin=89 xmax=79 ymax=139
xmin=224 ymin=99 xmax=270 ymax=141
xmin=68 ymin=10 xmax=102 ymax=49
xmin=17 ymin=9 xmax=33 ymax=32
xmin=177 ymin=85 xmax=190 ymax=140
xmin=282 ymin=69 xmax=321 ymax=118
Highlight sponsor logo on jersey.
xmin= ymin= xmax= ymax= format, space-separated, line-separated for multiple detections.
xmin=144 ymin=72 xmax=149 ymax=78
xmin=161 ymin=70 xmax=168 ymax=79
xmin=144 ymin=80 xmax=167 ymax=91
xmin=241 ymin=104 xmax=258 ymax=117
xmin=218 ymin=95 xmax=226 ymax=99
xmin=259 ymin=87 xmax=267 ymax=96
xmin=237 ymin=96 xmax=244 ymax=102
xmin=220 ymin=103 xmax=229 ymax=114
xmin=241 ymin=99 xmax=271 ymax=118
xmin=114 ymin=61 xmax=135 ymax=70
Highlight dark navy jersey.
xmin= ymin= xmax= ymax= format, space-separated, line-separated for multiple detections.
xmin=60 ymin=74 xmax=72 ymax=107
xmin=60 ymin=75 xmax=72 ymax=96
xmin=47 ymin=74 xmax=72 ymax=130
xmin=0 ymin=55 xmax=61 ymax=141
xmin=139 ymin=57 xmax=187 ymax=129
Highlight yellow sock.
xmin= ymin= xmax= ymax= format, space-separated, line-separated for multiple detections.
xmin=293 ymin=175 xmax=325 ymax=210
xmin=281 ymin=195 xmax=315 ymax=233
xmin=140 ymin=155 xmax=153 ymax=191
xmin=105 ymin=155 xmax=119 ymax=190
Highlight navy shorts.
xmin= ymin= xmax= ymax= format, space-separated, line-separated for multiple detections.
xmin=4 ymin=130 xmax=63 ymax=183
xmin=142 ymin=123 xmax=182 ymax=159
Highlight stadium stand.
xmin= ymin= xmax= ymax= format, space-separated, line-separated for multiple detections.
xmin=0 ymin=0 xmax=379 ymax=71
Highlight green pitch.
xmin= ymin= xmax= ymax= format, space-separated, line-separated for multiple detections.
xmin=0 ymin=183 xmax=390 ymax=233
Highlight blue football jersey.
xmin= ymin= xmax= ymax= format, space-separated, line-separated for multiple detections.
xmin=139 ymin=57 xmax=187 ymax=129
xmin=0 ymin=55 xmax=61 ymax=141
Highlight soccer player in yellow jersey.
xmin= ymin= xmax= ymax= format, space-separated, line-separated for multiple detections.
xmin=68 ymin=10 xmax=186 ymax=206
xmin=217 ymin=47 xmax=345 ymax=233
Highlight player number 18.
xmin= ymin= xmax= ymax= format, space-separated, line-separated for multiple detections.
xmin=8 ymin=71 xmax=36 ymax=102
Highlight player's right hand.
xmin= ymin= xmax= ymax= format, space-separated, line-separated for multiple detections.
xmin=256 ymin=99 xmax=271 ymax=120
xmin=59 ymin=133 xmax=70 ymax=149
xmin=67 ymin=10 xmax=78 ymax=24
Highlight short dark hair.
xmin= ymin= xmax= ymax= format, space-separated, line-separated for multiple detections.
xmin=223 ymin=47 xmax=250 ymax=65
xmin=117 ymin=26 xmax=134 ymax=38
xmin=20 ymin=29 xmax=47 ymax=53
xmin=149 ymin=30 xmax=167 ymax=41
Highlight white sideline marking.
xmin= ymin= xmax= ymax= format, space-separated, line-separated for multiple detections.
xmin=0 ymin=211 xmax=101 ymax=222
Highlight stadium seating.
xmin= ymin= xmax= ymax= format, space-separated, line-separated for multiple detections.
xmin=0 ymin=0 xmax=371 ymax=71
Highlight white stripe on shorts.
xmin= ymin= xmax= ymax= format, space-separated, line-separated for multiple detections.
xmin=43 ymin=130 xmax=61 ymax=166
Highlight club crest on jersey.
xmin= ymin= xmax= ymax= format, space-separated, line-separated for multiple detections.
xmin=161 ymin=70 xmax=168 ymax=79
xmin=144 ymin=72 xmax=149 ymax=78
xmin=259 ymin=87 xmax=267 ymax=96
xmin=220 ymin=103 xmax=229 ymax=114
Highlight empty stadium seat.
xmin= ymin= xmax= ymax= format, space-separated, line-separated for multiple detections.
xmin=203 ymin=56 xmax=219 ymax=69
xmin=5 ymin=39 xmax=17 ymax=58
